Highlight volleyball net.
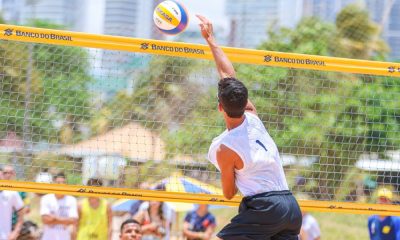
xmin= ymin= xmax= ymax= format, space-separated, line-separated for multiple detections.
xmin=0 ymin=24 xmax=399 ymax=215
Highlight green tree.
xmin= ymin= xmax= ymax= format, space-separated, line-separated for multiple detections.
xmin=333 ymin=4 xmax=389 ymax=60
xmin=0 ymin=20 xmax=93 ymax=144
xmin=260 ymin=17 xmax=335 ymax=56
xmin=163 ymin=6 xmax=397 ymax=200
xmin=93 ymin=56 xmax=206 ymax=135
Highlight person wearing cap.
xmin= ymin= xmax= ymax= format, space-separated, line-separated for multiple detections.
xmin=368 ymin=187 xmax=400 ymax=240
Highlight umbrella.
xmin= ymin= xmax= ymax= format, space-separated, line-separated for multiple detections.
xmin=112 ymin=173 xmax=226 ymax=213
xmin=158 ymin=172 xmax=223 ymax=195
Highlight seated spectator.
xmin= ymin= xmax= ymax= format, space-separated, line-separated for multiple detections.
xmin=183 ymin=204 xmax=216 ymax=240
xmin=17 ymin=221 xmax=41 ymax=240
xmin=130 ymin=183 xmax=151 ymax=217
xmin=133 ymin=200 xmax=168 ymax=240
xmin=299 ymin=211 xmax=321 ymax=240
xmin=120 ymin=219 xmax=142 ymax=240
xmin=368 ymin=187 xmax=400 ymax=240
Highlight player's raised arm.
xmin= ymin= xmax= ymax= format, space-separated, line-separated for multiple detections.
xmin=197 ymin=15 xmax=257 ymax=115
xmin=196 ymin=15 xmax=236 ymax=79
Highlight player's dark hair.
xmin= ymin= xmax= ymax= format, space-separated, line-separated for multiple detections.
xmin=218 ymin=78 xmax=248 ymax=118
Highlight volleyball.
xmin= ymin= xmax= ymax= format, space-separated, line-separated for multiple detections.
xmin=153 ymin=0 xmax=189 ymax=35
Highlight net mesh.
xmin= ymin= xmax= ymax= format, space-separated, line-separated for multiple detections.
xmin=1 ymin=37 xmax=399 ymax=207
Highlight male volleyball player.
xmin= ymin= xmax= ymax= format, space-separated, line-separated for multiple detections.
xmin=197 ymin=15 xmax=302 ymax=239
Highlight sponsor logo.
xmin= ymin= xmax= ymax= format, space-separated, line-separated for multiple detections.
xmin=140 ymin=43 xmax=149 ymax=50
xmin=388 ymin=66 xmax=399 ymax=73
xmin=263 ymin=55 xmax=326 ymax=66
xmin=7 ymin=30 xmax=73 ymax=41
xmin=77 ymin=188 xmax=143 ymax=197
xmin=140 ymin=43 xmax=205 ymax=55
xmin=264 ymin=55 xmax=272 ymax=62
xmin=4 ymin=28 xmax=13 ymax=36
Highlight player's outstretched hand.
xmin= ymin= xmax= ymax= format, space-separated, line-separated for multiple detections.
xmin=196 ymin=15 xmax=215 ymax=43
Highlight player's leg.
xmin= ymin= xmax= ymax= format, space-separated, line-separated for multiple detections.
xmin=216 ymin=193 xmax=282 ymax=239
xmin=218 ymin=191 xmax=302 ymax=240
xmin=271 ymin=193 xmax=302 ymax=240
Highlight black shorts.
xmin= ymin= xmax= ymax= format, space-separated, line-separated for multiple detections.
xmin=217 ymin=190 xmax=302 ymax=240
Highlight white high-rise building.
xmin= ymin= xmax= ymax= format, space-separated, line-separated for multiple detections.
xmin=226 ymin=0 xmax=304 ymax=48
xmin=102 ymin=0 xmax=160 ymax=38
xmin=20 ymin=0 xmax=81 ymax=30
xmin=0 ymin=0 xmax=161 ymax=38
xmin=302 ymin=0 xmax=356 ymax=22
xmin=366 ymin=0 xmax=400 ymax=60
xmin=386 ymin=1 xmax=400 ymax=60
xmin=0 ymin=0 xmax=24 ymax=23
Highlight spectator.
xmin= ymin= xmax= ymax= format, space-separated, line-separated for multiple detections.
xmin=35 ymin=168 xmax=52 ymax=184
xmin=2 ymin=165 xmax=31 ymax=229
xmin=183 ymin=204 xmax=216 ymax=240
xmin=368 ymin=187 xmax=400 ymax=240
xmin=299 ymin=212 xmax=321 ymax=240
xmin=40 ymin=172 xmax=78 ymax=240
xmin=77 ymin=178 xmax=112 ymax=240
xmin=0 ymin=167 xmax=25 ymax=240
xmin=130 ymin=182 xmax=151 ymax=217
xmin=133 ymin=200 xmax=169 ymax=240
xmin=120 ymin=219 xmax=142 ymax=240
xmin=17 ymin=221 xmax=41 ymax=240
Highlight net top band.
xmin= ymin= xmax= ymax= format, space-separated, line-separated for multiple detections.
xmin=0 ymin=24 xmax=399 ymax=77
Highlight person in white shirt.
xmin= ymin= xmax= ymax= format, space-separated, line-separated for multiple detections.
xmin=40 ymin=172 xmax=78 ymax=240
xmin=198 ymin=15 xmax=302 ymax=239
xmin=300 ymin=212 xmax=321 ymax=240
xmin=0 ymin=167 xmax=25 ymax=240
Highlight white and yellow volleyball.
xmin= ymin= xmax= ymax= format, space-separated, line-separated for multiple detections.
xmin=153 ymin=0 xmax=189 ymax=35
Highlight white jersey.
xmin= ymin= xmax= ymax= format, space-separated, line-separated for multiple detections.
xmin=0 ymin=191 xmax=24 ymax=240
xmin=40 ymin=194 xmax=78 ymax=240
xmin=208 ymin=112 xmax=288 ymax=197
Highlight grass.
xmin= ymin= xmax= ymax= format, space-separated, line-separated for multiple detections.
xmin=312 ymin=211 xmax=369 ymax=240
xmin=209 ymin=208 xmax=370 ymax=240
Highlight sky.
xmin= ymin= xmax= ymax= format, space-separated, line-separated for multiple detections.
xmin=175 ymin=0 xmax=228 ymax=30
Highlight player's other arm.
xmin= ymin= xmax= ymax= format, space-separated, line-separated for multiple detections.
xmin=216 ymin=144 xmax=243 ymax=200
